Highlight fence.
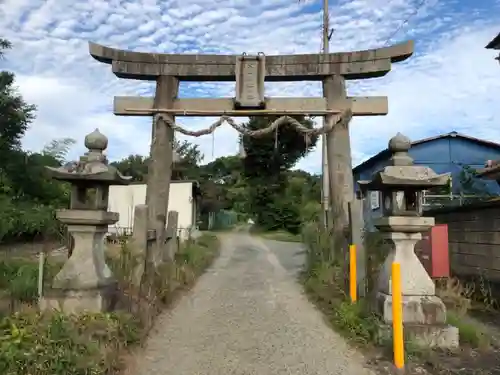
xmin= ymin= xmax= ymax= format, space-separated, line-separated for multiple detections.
xmin=421 ymin=191 xmax=492 ymax=210
xmin=200 ymin=210 xmax=239 ymax=231
xmin=426 ymin=199 xmax=500 ymax=282
xmin=108 ymin=225 xmax=192 ymax=242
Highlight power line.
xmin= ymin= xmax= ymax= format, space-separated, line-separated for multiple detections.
xmin=383 ymin=0 xmax=428 ymax=46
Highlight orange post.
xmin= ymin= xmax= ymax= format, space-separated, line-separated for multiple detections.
xmin=349 ymin=244 xmax=357 ymax=303
xmin=392 ymin=262 xmax=405 ymax=370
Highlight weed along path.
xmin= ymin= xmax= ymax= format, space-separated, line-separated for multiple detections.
xmin=132 ymin=233 xmax=374 ymax=375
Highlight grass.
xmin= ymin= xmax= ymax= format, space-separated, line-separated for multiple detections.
xmin=0 ymin=311 xmax=141 ymax=375
xmin=447 ymin=310 xmax=491 ymax=348
xmin=252 ymin=228 xmax=302 ymax=243
xmin=0 ymin=232 xmax=220 ymax=375
xmin=301 ymin=256 xmax=379 ymax=346
xmin=0 ymin=257 xmax=64 ymax=316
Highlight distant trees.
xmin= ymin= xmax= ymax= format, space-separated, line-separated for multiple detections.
xmin=0 ymin=39 xmax=71 ymax=242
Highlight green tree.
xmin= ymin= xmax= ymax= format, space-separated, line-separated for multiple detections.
xmin=173 ymin=139 xmax=203 ymax=180
xmin=0 ymin=40 xmax=69 ymax=242
xmin=111 ymin=140 xmax=203 ymax=182
xmin=110 ymin=154 xmax=149 ymax=182
xmin=196 ymin=155 xmax=246 ymax=214
xmin=241 ymin=116 xmax=318 ymax=233
xmin=42 ymin=138 xmax=76 ymax=164
xmin=0 ymin=38 xmax=36 ymax=176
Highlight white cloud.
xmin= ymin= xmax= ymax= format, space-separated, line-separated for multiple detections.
xmin=0 ymin=0 xmax=499 ymax=174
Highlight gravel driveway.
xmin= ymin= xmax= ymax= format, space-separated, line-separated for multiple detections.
xmin=133 ymin=233 xmax=375 ymax=375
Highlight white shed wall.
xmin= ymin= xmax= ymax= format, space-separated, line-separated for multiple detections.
xmin=108 ymin=183 xmax=194 ymax=241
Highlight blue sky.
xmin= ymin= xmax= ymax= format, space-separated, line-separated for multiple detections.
xmin=1 ymin=0 xmax=499 ymax=174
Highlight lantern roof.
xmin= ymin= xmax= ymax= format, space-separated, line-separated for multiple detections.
xmin=46 ymin=129 xmax=132 ymax=185
xmin=358 ymin=132 xmax=450 ymax=191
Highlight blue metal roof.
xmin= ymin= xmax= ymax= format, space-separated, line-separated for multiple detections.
xmin=353 ymin=131 xmax=500 ymax=174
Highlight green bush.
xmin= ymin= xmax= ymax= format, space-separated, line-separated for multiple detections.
xmin=175 ymin=233 xmax=220 ymax=273
xmin=0 ymin=259 xmax=62 ymax=303
xmin=332 ymin=300 xmax=378 ymax=343
xmin=0 ymin=311 xmax=141 ymax=375
xmin=0 ymin=198 xmax=61 ymax=243
xmin=301 ymin=220 xmax=334 ymax=271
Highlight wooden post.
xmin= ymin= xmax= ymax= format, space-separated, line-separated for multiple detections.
xmin=164 ymin=210 xmax=179 ymax=262
xmin=164 ymin=210 xmax=179 ymax=293
xmin=146 ymin=75 xmax=179 ymax=265
xmin=132 ymin=204 xmax=149 ymax=287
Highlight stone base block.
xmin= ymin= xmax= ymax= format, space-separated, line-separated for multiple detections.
xmin=378 ymin=323 xmax=459 ymax=349
xmin=377 ymin=292 xmax=447 ymax=324
xmin=40 ymin=284 xmax=118 ymax=314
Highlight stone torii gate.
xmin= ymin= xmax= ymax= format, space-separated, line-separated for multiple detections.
xmin=88 ymin=40 xmax=413 ymax=265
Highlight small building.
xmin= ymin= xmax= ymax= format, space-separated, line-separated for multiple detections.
xmin=486 ymin=32 xmax=500 ymax=63
xmin=107 ymin=180 xmax=201 ymax=241
xmin=353 ymin=132 xmax=500 ymax=229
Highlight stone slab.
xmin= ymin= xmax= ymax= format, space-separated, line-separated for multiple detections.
xmin=378 ymin=323 xmax=459 ymax=349
xmin=113 ymin=96 xmax=389 ymax=117
xmin=40 ymin=284 xmax=118 ymax=314
xmin=56 ymin=209 xmax=119 ymax=226
xmin=235 ymin=54 xmax=265 ymax=108
xmin=110 ymin=59 xmax=393 ymax=81
xmin=374 ymin=216 xmax=435 ymax=233
xmin=377 ymin=292 xmax=447 ymax=325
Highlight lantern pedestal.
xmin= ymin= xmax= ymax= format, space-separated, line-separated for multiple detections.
xmin=40 ymin=210 xmax=119 ymax=314
xmin=374 ymin=217 xmax=459 ymax=348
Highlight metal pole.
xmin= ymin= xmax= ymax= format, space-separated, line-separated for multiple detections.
xmin=38 ymin=251 xmax=45 ymax=300
xmin=321 ymin=0 xmax=330 ymax=227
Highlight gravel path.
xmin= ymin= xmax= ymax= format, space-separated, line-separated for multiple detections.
xmin=133 ymin=233 xmax=375 ymax=375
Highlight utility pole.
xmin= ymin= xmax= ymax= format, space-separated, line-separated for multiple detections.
xmin=321 ymin=0 xmax=331 ymax=228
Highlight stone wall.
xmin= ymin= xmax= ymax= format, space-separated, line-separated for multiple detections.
xmin=427 ymin=200 xmax=500 ymax=282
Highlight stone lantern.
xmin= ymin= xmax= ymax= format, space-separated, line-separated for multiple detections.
xmin=358 ymin=132 xmax=458 ymax=348
xmin=40 ymin=129 xmax=131 ymax=314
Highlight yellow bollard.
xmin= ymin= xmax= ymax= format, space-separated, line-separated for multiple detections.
xmin=392 ymin=262 xmax=405 ymax=370
xmin=349 ymin=244 xmax=357 ymax=303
